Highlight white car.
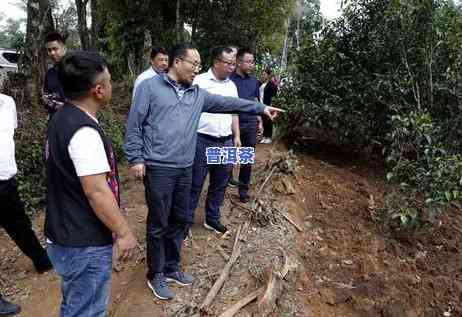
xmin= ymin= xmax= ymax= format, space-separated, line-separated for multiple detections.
xmin=0 ymin=49 xmax=19 ymax=73
xmin=0 ymin=49 xmax=19 ymax=88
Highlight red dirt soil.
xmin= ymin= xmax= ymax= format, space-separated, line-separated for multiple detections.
xmin=1 ymin=143 xmax=461 ymax=316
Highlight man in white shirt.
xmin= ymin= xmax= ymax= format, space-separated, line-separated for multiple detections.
xmin=0 ymin=93 xmax=53 ymax=315
xmin=132 ymin=47 xmax=169 ymax=97
xmin=45 ymin=51 xmax=137 ymax=317
xmin=188 ymin=46 xmax=241 ymax=234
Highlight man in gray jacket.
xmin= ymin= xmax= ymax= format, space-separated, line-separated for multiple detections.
xmin=124 ymin=43 xmax=281 ymax=300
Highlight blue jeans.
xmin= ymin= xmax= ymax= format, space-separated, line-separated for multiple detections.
xmin=47 ymin=243 xmax=112 ymax=317
xmin=189 ymin=134 xmax=233 ymax=224
xmin=144 ymin=166 xmax=192 ymax=280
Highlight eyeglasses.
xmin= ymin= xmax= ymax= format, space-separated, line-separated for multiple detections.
xmin=179 ymin=58 xmax=202 ymax=71
xmin=218 ymin=59 xmax=236 ymax=68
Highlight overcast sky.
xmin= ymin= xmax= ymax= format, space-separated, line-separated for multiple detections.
xmin=2 ymin=0 xmax=343 ymax=23
xmin=320 ymin=0 xmax=342 ymax=20
xmin=2 ymin=1 xmax=26 ymax=21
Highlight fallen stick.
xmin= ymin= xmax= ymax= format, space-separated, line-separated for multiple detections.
xmin=257 ymin=250 xmax=298 ymax=316
xmin=216 ymin=245 xmax=230 ymax=261
xmin=199 ymin=224 xmax=244 ymax=311
xmin=219 ymin=251 xmax=296 ymax=317
xmin=252 ymin=165 xmax=278 ymax=207
xmin=275 ymin=207 xmax=303 ymax=232
xmin=256 ymin=269 xmax=281 ymax=316
xmin=218 ymin=289 xmax=262 ymax=317
xmin=230 ymin=200 xmax=254 ymax=213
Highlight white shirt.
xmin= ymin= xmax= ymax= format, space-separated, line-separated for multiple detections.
xmin=259 ymin=82 xmax=267 ymax=104
xmin=193 ymin=69 xmax=239 ymax=137
xmin=68 ymin=111 xmax=110 ymax=177
xmin=132 ymin=67 xmax=158 ymax=99
xmin=0 ymin=94 xmax=18 ymax=180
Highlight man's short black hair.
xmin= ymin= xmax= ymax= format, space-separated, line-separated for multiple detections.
xmin=169 ymin=43 xmax=197 ymax=67
xmin=236 ymin=47 xmax=253 ymax=61
xmin=150 ymin=47 xmax=168 ymax=59
xmin=58 ymin=51 xmax=108 ymax=100
xmin=211 ymin=46 xmax=233 ymax=65
xmin=45 ymin=32 xmax=66 ymax=45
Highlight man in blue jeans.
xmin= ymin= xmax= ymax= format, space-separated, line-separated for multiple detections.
xmin=45 ymin=51 xmax=137 ymax=317
xmin=124 ymin=43 xmax=282 ymax=300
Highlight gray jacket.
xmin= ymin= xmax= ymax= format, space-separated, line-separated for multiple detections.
xmin=124 ymin=73 xmax=266 ymax=168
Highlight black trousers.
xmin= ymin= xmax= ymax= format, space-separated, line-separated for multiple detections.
xmin=238 ymin=125 xmax=257 ymax=196
xmin=0 ymin=178 xmax=49 ymax=270
xmin=144 ymin=166 xmax=192 ymax=280
xmin=262 ymin=115 xmax=273 ymax=138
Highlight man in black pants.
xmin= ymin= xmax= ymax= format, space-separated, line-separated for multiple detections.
xmin=0 ymin=93 xmax=52 ymax=315
xmin=230 ymin=48 xmax=261 ymax=203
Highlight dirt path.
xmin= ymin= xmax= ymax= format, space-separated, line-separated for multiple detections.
xmin=1 ymin=143 xmax=461 ymax=316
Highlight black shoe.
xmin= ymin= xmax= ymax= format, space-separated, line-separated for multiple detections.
xmin=228 ymin=178 xmax=240 ymax=188
xmin=204 ymin=221 xmax=228 ymax=234
xmin=34 ymin=257 xmax=53 ymax=274
xmin=0 ymin=295 xmax=20 ymax=316
xmin=239 ymin=193 xmax=250 ymax=203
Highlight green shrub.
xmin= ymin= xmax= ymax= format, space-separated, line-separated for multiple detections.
xmin=98 ymin=108 xmax=126 ymax=163
xmin=383 ymin=110 xmax=462 ymax=228
xmin=12 ymin=105 xmax=127 ymax=214
xmin=278 ymin=0 xmax=462 ymax=230
xmin=14 ymin=109 xmax=47 ymax=214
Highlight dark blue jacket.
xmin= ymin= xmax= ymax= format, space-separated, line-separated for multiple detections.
xmin=230 ymin=72 xmax=260 ymax=127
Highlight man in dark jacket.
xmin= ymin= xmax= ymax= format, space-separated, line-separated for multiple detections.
xmin=124 ymin=43 xmax=282 ymax=301
xmin=43 ymin=32 xmax=66 ymax=115
xmin=229 ymin=48 xmax=261 ymax=202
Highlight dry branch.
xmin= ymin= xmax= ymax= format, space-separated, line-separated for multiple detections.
xmin=218 ymin=289 xmax=262 ymax=317
xmin=275 ymin=207 xmax=304 ymax=232
xmin=252 ymin=165 xmax=278 ymax=207
xmin=219 ymin=251 xmax=297 ymax=317
xmin=256 ymin=269 xmax=282 ymax=316
xmin=199 ymin=223 xmax=246 ymax=311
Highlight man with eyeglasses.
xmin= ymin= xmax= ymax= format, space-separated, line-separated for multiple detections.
xmin=230 ymin=48 xmax=261 ymax=203
xmin=188 ymin=46 xmax=240 ymax=235
xmin=124 ymin=43 xmax=283 ymax=300
xmin=132 ymin=47 xmax=169 ymax=98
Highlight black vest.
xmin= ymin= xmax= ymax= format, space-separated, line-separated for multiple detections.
xmin=45 ymin=104 xmax=119 ymax=247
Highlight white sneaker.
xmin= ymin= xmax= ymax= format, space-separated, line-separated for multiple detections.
xmin=260 ymin=138 xmax=272 ymax=144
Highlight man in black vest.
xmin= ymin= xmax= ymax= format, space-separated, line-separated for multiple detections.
xmin=45 ymin=51 xmax=137 ymax=317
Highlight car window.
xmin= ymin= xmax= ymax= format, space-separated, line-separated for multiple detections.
xmin=2 ymin=52 xmax=19 ymax=64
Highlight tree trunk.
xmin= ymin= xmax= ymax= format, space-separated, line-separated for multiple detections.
xmin=176 ymin=0 xmax=181 ymax=42
xmin=127 ymin=52 xmax=136 ymax=78
xmin=280 ymin=17 xmax=290 ymax=73
xmin=20 ymin=0 xmax=55 ymax=107
xmin=90 ymin=0 xmax=99 ymax=51
xmin=142 ymin=29 xmax=152 ymax=70
xmin=75 ymin=0 xmax=90 ymax=50
xmin=190 ymin=0 xmax=200 ymax=43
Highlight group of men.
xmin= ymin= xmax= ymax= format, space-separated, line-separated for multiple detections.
xmin=0 ymin=31 xmax=281 ymax=316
